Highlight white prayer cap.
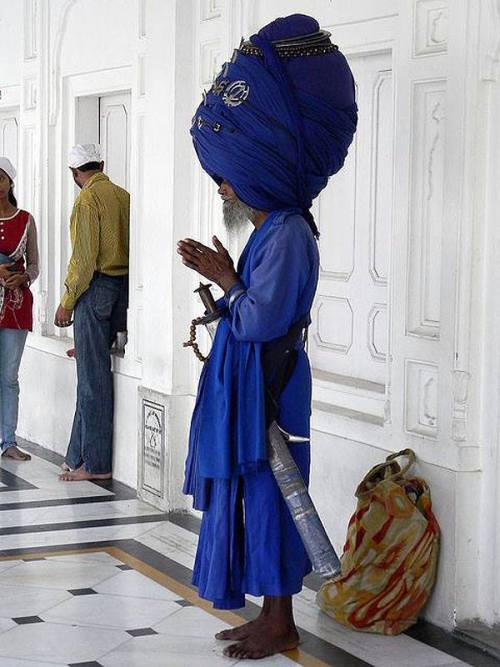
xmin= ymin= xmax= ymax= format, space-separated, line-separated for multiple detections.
xmin=68 ymin=143 xmax=101 ymax=169
xmin=0 ymin=157 xmax=16 ymax=182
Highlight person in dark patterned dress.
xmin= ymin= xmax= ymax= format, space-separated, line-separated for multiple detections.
xmin=0 ymin=157 xmax=39 ymax=461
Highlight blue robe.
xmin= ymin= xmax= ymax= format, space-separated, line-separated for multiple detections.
xmin=184 ymin=209 xmax=319 ymax=608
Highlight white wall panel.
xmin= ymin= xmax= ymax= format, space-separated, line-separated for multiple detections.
xmin=317 ymin=147 xmax=356 ymax=281
xmin=1 ymin=2 xmax=23 ymax=85
xmin=23 ymin=0 xmax=38 ymax=60
xmin=0 ymin=111 xmax=19 ymax=167
xmin=405 ymin=358 xmax=439 ymax=437
xmin=23 ymin=77 xmax=37 ymax=111
xmin=370 ymin=71 xmax=392 ymax=285
xmin=406 ymin=79 xmax=446 ymax=339
xmin=413 ymin=0 xmax=448 ymax=57
xmin=314 ymin=297 xmax=354 ymax=355
xmin=200 ymin=40 xmax=225 ymax=87
xmin=99 ymin=92 xmax=131 ymax=190
xmin=310 ymin=52 xmax=393 ymax=389
xmin=368 ymin=303 xmax=388 ymax=361
xmin=21 ymin=125 xmax=36 ymax=214
xmin=201 ymin=0 xmax=223 ymax=21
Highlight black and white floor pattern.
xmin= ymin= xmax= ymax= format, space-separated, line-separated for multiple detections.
xmin=0 ymin=440 xmax=496 ymax=667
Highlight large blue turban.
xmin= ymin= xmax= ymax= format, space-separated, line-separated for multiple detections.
xmin=191 ymin=13 xmax=358 ymax=235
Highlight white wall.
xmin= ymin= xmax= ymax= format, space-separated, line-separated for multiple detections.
xmin=0 ymin=1 xmax=23 ymax=84
xmin=0 ymin=2 xmax=22 ymax=192
xmin=59 ymin=0 xmax=136 ymax=76
xmin=3 ymin=0 xmax=500 ymax=635
xmin=0 ymin=0 xmax=193 ymax=490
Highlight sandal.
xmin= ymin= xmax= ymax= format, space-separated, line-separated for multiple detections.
xmin=2 ymin=445 xmax=32 ymax=461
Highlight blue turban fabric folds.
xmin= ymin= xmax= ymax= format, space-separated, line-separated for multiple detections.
xmin=191 ymin=14 xmax=358 ymax=223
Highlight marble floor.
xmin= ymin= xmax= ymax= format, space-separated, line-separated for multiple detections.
xmin=0 ymin=441 xmax=496 ymax=667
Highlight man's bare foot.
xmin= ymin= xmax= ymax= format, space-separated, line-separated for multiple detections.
xmin=215 ymin=616 xmax=267 ymax=641
xmin=1 ymin=446 xmax=31 ymax=461
xmin=223 ymin=625 xmax=299 ymax=660
xmin=216 ymin=597 xmax=273 ymax=641
xmin=59 ymin=467 xmax=112 ymax=482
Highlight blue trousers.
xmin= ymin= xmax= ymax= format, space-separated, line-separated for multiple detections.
xmin=65 ymin=273 xmax=128 ymax=473
xmin=0 ymin=328 xmax=28 ymax=450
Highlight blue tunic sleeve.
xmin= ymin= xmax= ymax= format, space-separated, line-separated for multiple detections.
xmin=227 ymin=216 xmax=316 ymax=342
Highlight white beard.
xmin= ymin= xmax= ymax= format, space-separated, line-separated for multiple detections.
xmin=223 ymin=197 xmax=256 ymax=232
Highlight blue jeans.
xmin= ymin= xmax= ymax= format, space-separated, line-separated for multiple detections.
xmin=0 ymin=328 xmax=28 ymax=451
xmin=65 ymin=273 xmax=128 ymax=474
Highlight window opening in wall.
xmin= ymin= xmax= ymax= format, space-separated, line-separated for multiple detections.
xmin=73 ymin=91 xmax=132 ymax=354
xmin=76 ymin=91 xmax=131 ymax=189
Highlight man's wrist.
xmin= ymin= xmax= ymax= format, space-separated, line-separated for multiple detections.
xmin=219 ymin=270 xmax=240 ymax=294
xmin=60 ymin=293 xmax=76 ymax=311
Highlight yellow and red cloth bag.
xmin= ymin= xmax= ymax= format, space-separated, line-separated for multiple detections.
xmin=317 ymin=449 xmax=440 ymax=635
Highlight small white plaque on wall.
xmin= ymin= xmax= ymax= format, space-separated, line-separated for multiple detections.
xmin=138 ymin=387 xmax=169 ymax=510
xmin=404 ymin=359 xmax=439 ymax=438
xmin=413 ymin=0 xmax=448 ymax=57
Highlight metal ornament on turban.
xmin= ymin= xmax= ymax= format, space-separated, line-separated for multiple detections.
xmin=190 ymin=13 xmax=358 ymax=237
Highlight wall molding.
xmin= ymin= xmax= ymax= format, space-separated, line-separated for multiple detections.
xmin=200 ymin=0 xmax=222 ymax=22
xmin=23 ymin=0 xmax=39 ymax=60
xmin=480 ymin=0 xmax=500 ymax=81
xmin=317 ymin=133 xmax=357 ymax=282
xmin=405 ymin=358 xmax=439 ymax=438
xmin=199 ymin=39 xmax=224 ymax=87
xmin=314 ymin=297 xmax=354 ymax=355
xmin=413 ymin=0 xmax=448 ymax=58
xmin=138 ymin=0 xmax=147 ymax=39
xmin=369 ymin=69 xmax=392 ymax=286
xmin=23 ymin=77 xmax=37 ymax=110
xmin=48 ymin=0 xmax=77 ymax=125
xmin=452 ymin=369 xmax=470 ymax=442
xmin=406 ymin=78 xmax=446 ymax=339
xmin=367 ymin=303 xmax=388 ymax=362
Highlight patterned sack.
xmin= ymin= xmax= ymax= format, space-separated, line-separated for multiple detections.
xmin=317 ymin=449 xmax=440 ymax=635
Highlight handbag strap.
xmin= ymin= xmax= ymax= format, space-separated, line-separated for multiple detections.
xmin=355 ymin=449 xmax=417 ymax=499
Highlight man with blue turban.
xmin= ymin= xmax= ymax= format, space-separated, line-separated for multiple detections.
xmin=177 ymin=14 xmax=357 ymax=660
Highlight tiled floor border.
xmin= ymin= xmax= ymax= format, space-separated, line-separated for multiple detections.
xmin=5 ymin=439 xmax=498 ymax=666
xmin=0 ymin=540 xmax=369 ymax=667
xmin=0 ymin=513 xmax=166 ymax=536
xmin=0 ymin=467 xmax=37 ymax=492
xmin=168 ymin=514 xmax=500 ymax=667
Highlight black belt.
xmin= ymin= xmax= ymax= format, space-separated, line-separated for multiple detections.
xmin=93 ymin=272 xmax=128 ymax=283
xmin=261 ymin=313 xmax=310 ymax=427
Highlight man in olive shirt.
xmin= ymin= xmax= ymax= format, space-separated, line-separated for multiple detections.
xmin=55 ymin=144 xmax=130 ymax=481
